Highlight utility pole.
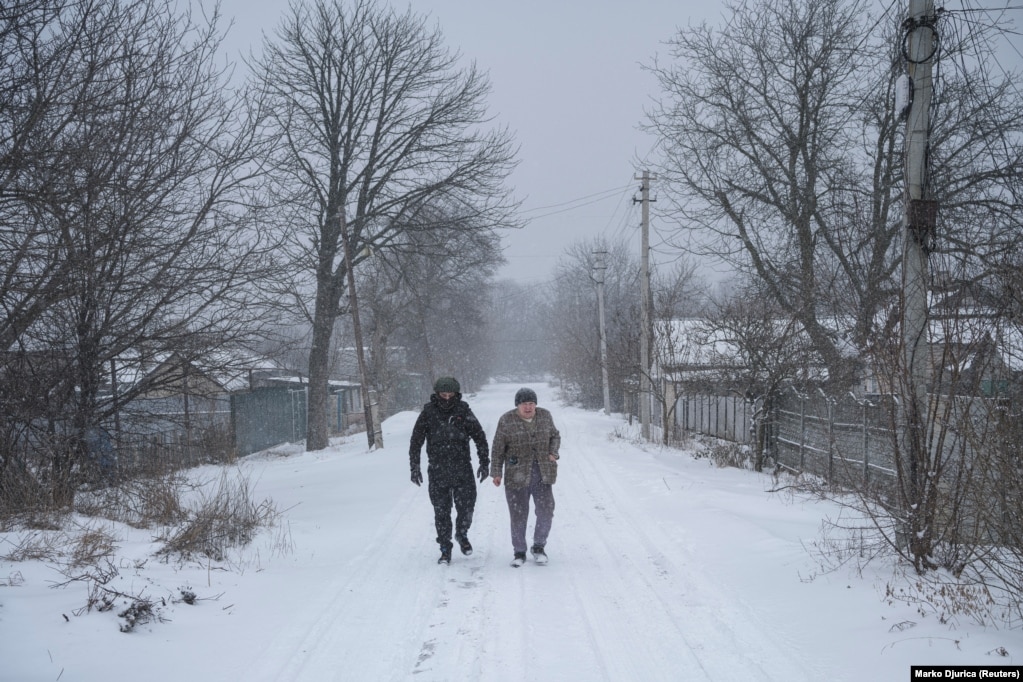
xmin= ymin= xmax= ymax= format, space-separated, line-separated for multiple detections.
xmin=901 ymin=0 xmax=936 ymax=547
xmin=340 ymin=215 xmax=383 ymax=450
xmin=634 ymin=171 xmax=655 ymax=440
xmin=594 ymin=250 xmax=611 ymax=416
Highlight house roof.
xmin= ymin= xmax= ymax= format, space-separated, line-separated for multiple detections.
xmin=110 ymin=349 xmax=287 ymax=393
xmin=927 ymin=313 xmax=1023 ymax=373
xmin=263 ymin=376 xmax=360 ymax=390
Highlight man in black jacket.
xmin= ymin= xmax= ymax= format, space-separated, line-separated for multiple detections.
xmin=409 ymin=377 xmax=490 ymax=564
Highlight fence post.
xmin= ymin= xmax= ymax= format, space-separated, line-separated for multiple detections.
xmin=723 ymin=395 xmax=729 ymax=439
xmin=827 ymin=396 xmax=835 ymax=482
xmin=799 ymin=393 xmax=806 ymax=470
xmin=862 ymin=401 xmax=870 ymax=488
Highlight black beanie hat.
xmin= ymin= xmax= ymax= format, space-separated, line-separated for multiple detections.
xmin=434 ymin=377 xmax=460 ymax=394
xmin=514 ymin=388 xmax=537 ymax=405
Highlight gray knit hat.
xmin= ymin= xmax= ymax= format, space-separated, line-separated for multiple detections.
xmin=433 ymin=377 xmax=460 ymax=394
xmin=514 ymin=387 xmax=537 ymax=405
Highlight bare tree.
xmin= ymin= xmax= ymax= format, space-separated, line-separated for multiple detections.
xmin=0 ymin=0 xmax=277 ymax=507
xmin=646 ymin=0 xmax=1023 ymax=574
xmin=644 ymin=0 xmax=898 ymax=388
xmin=646 ymin=261 xmax=704 ymax=445
xmin=0 ymin=0 xmax=85 ymax=354
xmin=646 ymin=0 xmax=1023 ymax=382
xmin=253 ymin=0 xmax=517 ymax=450
xmin=355 ymin=201 xmax=505 ymax=413
xmin=705 ymin=282 xmax=823 ymax=469
xmin=546 ymin=238 xmax=641 ymax=411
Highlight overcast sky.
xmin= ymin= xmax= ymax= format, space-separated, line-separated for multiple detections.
xmin=207 ymin=0 xmax=1023 ymax=286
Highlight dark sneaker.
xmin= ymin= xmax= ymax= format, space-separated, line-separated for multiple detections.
xmin=510 ymin=551 xmax=527 ymax=568
xmin=531 ymin=545 xmax=548 ymax=565
xmin=455 ymin=534 xmax=473 ymax=556
xmin=438 ymin=546 xmax=452 ymax=564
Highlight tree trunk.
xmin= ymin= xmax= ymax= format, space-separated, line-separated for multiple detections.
xmin=306 ymin=282 xmax=338 ymax=452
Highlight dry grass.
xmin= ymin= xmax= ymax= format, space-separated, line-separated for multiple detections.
xmin=883 ymin=569 xmax=1004 ymax=629
xmin=706 ymin=442 xmax=751 ymax=469
xmin=68 ymin=525 xmax=118 ymax=568
xmin=156 ymin=470 xmax=280 ymax=562
xmin=0 ymin=522 xmax=118 ymax=568
xmin=75 ymin=476 xmax=187 ymax=528
xmin=2 ymin=457 xmax=288 ymax=633
xmin=0 ymin=530 xmax=65 ymax=562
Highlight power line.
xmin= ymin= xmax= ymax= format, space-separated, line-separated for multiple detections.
xmin=519 ymin=183 xmax=634 ymax=217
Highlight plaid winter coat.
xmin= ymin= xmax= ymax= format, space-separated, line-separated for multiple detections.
xmin=490 ymin=407 xmax=561 ymax=489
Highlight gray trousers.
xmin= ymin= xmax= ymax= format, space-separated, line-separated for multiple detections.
xmin=504 ymin=460 xmax=555 ymax=553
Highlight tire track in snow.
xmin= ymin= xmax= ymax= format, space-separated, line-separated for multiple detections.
xmin=241 ymin=483 xmax=450 ymax=681
xmin=556 ymin=423 xmax=717 ymax=681
xmin=566 ymin=422 xmax=819 ymax=681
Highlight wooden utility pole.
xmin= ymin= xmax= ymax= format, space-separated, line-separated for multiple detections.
xmin=635 ymin=171 xmax=654 ymax=440
xmin=901 ymin=0 xmax=936 ymax=548
xmin=340 ymin=215 xmax=383 ymax=450
xmin=594 ymin=250 xmax=611 ymax=416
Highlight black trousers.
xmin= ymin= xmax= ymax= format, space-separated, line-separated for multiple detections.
xmin=428 ymin=471 xmax=477 ymax=548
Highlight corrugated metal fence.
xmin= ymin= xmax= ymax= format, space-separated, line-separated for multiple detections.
xmin=230 ymin=386 xmax=308 ymax=456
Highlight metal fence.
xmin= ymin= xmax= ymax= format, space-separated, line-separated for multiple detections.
xmin=229 ymin=385 xmax=366 ymax=456
xmin=667 ymin=390 xmax=899 ymax=488
xmin=671 ymin=388 xmax=1016 ymax=524
xmin=230 ymin=386 xmax=309 ymax=457
xmin=111 ymin=425 xmax=234 ymax=478
xmin=676 ymin=393 xmax=752 ymax=443
xmin=664 ymin=393 xmax=753 ymax=444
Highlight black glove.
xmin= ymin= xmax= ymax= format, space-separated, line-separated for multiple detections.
xmin=476 ymin=463 xmax=489 ymax=483
xmin=411 ymin=468 xmax=423 ymax=486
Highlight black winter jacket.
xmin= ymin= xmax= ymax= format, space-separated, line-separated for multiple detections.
xmin=409 ymin=394 xmax=489 ymax=478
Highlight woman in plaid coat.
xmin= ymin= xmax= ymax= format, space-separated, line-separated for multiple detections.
xmin=490 ymin=387 xmax=561 ymax=567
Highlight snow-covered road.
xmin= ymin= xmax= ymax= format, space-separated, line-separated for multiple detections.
xmin=241 ymin=383 xmax=826 ymax=682
xmin=10 ymin=382 xmax=1013 ymax=681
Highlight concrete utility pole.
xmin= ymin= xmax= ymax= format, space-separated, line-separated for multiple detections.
xmin=901 ymin=0 xmax=936 ymax=468
xmin=634 ymin=171 xmax=655 ymax=440
xmin=594 ymin=250 xmax=611 ymax=416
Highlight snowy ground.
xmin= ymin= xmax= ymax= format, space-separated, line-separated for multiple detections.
xmin=3 ymin=382 xmax=1022 ymax=681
